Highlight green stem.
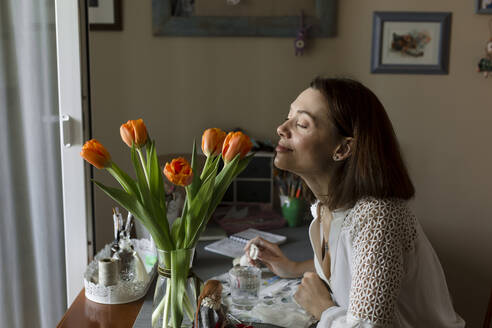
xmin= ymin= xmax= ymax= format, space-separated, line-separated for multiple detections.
xmin=151 ymin=282 xmax=171 ymax=328
xmin=162 ymin=283 xmax=171 ymax=328
xmin=182 ymin=292 xmax=195 ymax=322
xmin=136 ymin=148 xmax=150 ymax=186
xmin=200 ymin=155 xmax=211 ymax=180
xmin=152 ymin=283 xmax=194 ymax=328
xmin=152 ymin=290 xmax=165 ymax=326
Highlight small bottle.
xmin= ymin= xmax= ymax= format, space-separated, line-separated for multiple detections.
xmin=112 ymin=213 xmax=148 ymax=283
xmin=113 ymin=237 xmax=138 ymax=282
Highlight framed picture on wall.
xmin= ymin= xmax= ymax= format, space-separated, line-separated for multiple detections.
xmin=476 ymin=0 xmax=492 ymax=14
xmin=371 ymin=12 xmax=452 ymax=74
xmin=88 ymin=0 xmax=122 ymax=31
xmin=152 ymin=0 xmax=336 ymax=37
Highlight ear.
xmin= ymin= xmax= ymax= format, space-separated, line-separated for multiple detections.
xmin=332 ymin=137 xmax=354 ymax=161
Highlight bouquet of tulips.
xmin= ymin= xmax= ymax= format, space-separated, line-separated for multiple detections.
xmin=81 ymin=119 xmax=253 ymax=328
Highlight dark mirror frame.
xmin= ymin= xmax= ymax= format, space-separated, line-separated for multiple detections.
xmin=152 ymin=0 xmax=337 ymax=37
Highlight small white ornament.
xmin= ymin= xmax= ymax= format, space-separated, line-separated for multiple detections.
xmin=249 ymin=243 xmax=259 ymax=260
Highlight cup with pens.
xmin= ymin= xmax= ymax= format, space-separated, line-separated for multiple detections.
xmin=275 ymin=171 xmax=308 ymax=227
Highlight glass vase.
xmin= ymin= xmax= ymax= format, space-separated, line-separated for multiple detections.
xmin=152 ymin=248 xmax=202 ymax=328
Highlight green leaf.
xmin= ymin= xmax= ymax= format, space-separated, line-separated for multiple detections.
xmin=215 ymin=153 xmax=240 ymax=188
xmin=131 ymin=145 xmax=153 ymax=210
xmin=209 ymin=154 xmax=241 ymax=209
xmin=107 ymin=162 xmax=139 ymax=198
xmin=146 ymin=140 xmax=153 ymax=176
xmin=148 ymin=141 xmax=159 ymax=195
xmin=171 ymin=216 xmax=185 ymax=248
xmin=185 ymin=157 xmax=221 ymax=247
xmin=132 ymin=145 xmax=173 ymax=248
xmin=199 ymin=154 xmax=220 ymax=181
xmin=201 ymin=155 xmax=220 ymax=182
xmin=94 ymin=180 xmax=172 ymax=250
xmin=172 ymin=195 xmax=190 ymax=249
xmin=184 ymin=172 xmax=216 ymax=248
xmin=149 ymin=141 xmax=169 ymax=235
xmin=188 ymin=139 xmax=201 ymax=200
xmin=188 ymin=154 xmax=251 ymax=247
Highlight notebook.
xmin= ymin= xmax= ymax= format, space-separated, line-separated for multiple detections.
xmin=204 ymin=228 xmax=287 ymax=258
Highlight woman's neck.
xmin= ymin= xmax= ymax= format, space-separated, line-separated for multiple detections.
xmin=299 ymin=172 xmax=332 ymax=203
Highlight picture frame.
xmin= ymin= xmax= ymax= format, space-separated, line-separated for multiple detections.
xmin=371 ymin=12 xmax=452 ymax=75
xmin=476 ymin=0 xmax=492 ymax=14
xmin=152 ymin=0 xmax=337 ymax=37
xmin=88 ymin=0 xmax=122 ymax=31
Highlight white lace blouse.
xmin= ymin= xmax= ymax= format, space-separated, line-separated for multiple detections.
xmin=309 ymin=197 xmax=465 ymax=328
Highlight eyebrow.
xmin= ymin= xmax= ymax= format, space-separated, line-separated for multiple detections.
xmin=294 ymin=109 xmax=317 ymax=121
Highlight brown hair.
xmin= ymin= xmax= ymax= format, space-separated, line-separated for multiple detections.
xmin=309 ymin=77 xmax=415 ymax=210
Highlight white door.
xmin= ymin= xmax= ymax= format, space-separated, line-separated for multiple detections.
xmin=54 ymin=0 xmax=94 ymax=306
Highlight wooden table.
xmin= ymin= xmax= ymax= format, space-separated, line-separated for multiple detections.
xmin=57 ymin=226 xmax=311 ymax=328
xmin=57 ymin=289 xmax=144 ymax=328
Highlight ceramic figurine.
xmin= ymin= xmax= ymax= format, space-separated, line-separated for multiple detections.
xmin=111 ymin=208 xmax=124 ymax=256
xmin=194 ymin=280 xmax=228 ymax=328
xmin=477 ymin=39 xmax=492 ymax=78
xmin=294 ymin=11 xmax=312 ymax=56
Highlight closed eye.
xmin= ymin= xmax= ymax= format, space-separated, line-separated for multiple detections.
xmin=297 ymin=122 xmax=308 ymax=128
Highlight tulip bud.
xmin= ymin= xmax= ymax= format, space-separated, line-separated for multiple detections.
xmin=120 ymin=119 xmax=148 ymax=148
xmin=80 ymin=139 xmax=111 ymax=169
xmin=163 ymin=157 xmax=193 ymax=186
xmin=201 ymin=128 xmax=226 ymax=157
xmin=221 ymin=131 xmax=253 ymax=163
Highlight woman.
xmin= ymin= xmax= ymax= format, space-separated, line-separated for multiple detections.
xmin=244 ymin=77 xmax=465 ymax=327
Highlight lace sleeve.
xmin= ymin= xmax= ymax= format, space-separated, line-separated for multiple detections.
xmin=346 ymin=198 xmax=416 ymax=327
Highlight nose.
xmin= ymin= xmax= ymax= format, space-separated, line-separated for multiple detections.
xmin=277 ymin=120 xmax=290 ymax=138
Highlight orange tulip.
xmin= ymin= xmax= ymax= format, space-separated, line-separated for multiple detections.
xmin=221 ymin=131 xmax=253 ymax=163
xmin=201 ymin=128 xmax=226 ymax=157
xmin=120 ymin=119 xmax=148 ymax=148
xmin=163 ymin=157 xmax=193 ymax=186
xmin=80 ymin=139 xmax=111 ymax=169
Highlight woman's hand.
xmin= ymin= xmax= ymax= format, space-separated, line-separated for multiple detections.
xmin=243 ymin=237 xmax=298 ymax=278
xmin=294 ymin=272 xmax=335 ymax=320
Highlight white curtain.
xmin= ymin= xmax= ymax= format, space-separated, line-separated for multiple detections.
xmin=0 ymin=0 xmax=67 ymax=327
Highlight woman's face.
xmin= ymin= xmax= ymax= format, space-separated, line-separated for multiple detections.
xmin=275 ymin=88 xmax=341 ymax=176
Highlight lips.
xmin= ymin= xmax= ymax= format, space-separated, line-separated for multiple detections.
xmin=275 ymin=143 xmax=292 ymax=152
